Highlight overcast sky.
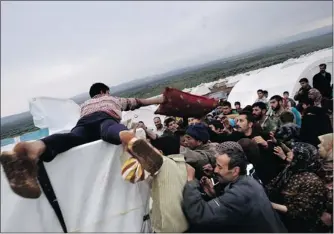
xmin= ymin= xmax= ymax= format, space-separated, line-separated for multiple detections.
xmin=1 ymin=1 xmax=332 ymax=117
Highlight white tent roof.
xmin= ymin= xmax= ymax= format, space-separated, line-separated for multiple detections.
xmin=228 ymin=48 xmax=333 ymax=107
xmin=190 ymin=84 xmax=211 ymax=96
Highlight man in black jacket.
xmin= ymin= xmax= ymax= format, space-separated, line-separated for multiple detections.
xmin=182 ymin=143 xmax=287 ymax=233
xmin=294 ymin=78 xmax=312 ymax=112
xmin=209 ymin=111 xmax=269 ymax=143
xmin=313 ymin=63 xmax=332 ymax=99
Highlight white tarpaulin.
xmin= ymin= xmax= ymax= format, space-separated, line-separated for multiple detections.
xmin=1 ymin=140 xmax=150 ymax=232
xmin=29 ymin=97 xmax=164 ymax=134
xmin=29 ymin=97 xmax=81 ymax=134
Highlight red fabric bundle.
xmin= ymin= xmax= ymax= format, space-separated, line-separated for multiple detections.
xmin=155 ymin=87 xmax=219 ymax=118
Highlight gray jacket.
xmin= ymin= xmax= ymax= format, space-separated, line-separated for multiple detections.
xmin=180 ymin=143 xmax=218 ymax=178
xmin=182 ymin=175 xmax=287 ymax=233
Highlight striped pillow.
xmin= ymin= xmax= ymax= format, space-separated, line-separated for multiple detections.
xmin=121 ymin=157 xmax=149 ymax=183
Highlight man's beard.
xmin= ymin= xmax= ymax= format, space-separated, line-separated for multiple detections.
xmin=253 ymin=114 xmax=262 ymax=121
xmin=273 ymin=103 xmax=281 ymax=111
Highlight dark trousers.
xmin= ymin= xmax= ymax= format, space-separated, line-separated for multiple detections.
xmin=40 ymin=112 xmax=128 ymax=162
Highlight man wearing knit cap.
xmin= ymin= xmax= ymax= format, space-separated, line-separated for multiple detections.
xmin=181 ymin=123 xmax=219 ymax=179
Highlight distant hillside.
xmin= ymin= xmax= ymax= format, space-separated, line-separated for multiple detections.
xmin=280 ymin=25 xmax=333 ymax=45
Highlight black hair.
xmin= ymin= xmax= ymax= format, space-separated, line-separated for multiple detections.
xmin=234 ymin=101 xmax=241 ymax=106
xmin=153 ymin=116 xmax=161 ymax=121
xmin=222 ymin=101 xmax=232 ymax=108
xmin=138 ymin=121 xmax=144 ymax=124
xmin=150 ymin=136 xmax=180 ymax=156
xmin=283 ymin=91 xmax=289 ymax=95
xmin=300 ymin=98 xmax=314 ymax=106
xmin=164 ymin=117 xmax=175 ymax=127
xmin=242 ymin=105 xmax=253 ymax=112
xmin=252 ymin=102 xmax=267 ymax=111
xmin=299 ymin=78 xmax=309 ymax=83
xmin=257 ymin=89 xmax=263 ymax=93
xmin=280 ymin=111 xmax=295 ymax=124
xmin=319 ymin=63 xmax=327 ymax=69
xmin=263 ymin=90 xmax=268 ymax=95
xmin=270 ymin=95 xmax=283 ymax=102
xmin=89 ymin=83 xmax=110 ymax=98
xmin=174 ymin=129 xmax=186 ymax=137
xmin=238 ymin=111 xmax=255 ymax=123
xmin=209 ymin=120 xmax=224 ymax=130
xmin=224 ymin=148 xmax=248 ymax=175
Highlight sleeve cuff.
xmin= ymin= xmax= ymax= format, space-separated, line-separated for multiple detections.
xmin=187 ymin=179 xmax=200 ymax=188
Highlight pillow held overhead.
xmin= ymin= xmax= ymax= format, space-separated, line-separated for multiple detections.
xmin=155 ymin=87 xmax=219 ymax=118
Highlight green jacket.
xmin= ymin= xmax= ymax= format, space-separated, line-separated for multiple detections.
xmin=261 ymin=107 xmax=284 ymax=133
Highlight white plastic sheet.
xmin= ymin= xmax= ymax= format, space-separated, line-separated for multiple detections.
xmin=1 ymin=140 xmax=150 ymax=232
xmin=29 ymin=97 xmax=81 ymax=134
xmin=29 ymin=97 xmax=164 ymax=134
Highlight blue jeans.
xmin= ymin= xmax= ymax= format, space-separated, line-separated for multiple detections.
xmin=40 ymin=111 xmax=127 ymax=162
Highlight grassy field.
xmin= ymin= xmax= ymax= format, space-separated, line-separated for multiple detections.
xmin=1 ymin=33 xmax=332 ymax=140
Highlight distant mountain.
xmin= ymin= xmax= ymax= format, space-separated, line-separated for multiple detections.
xmin=280 ymin=25 xmax=333 ymax=45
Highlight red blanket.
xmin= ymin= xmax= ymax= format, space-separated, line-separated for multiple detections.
xmin=155 ymin=87 xmax=218 ymax=118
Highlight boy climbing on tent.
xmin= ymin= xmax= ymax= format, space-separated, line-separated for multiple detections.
xmin=1 ymin=83 xmax=218 ymax=199
xmin=0 ymin=82 xmax=165 ymax=199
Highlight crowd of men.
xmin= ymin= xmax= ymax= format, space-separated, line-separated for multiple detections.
xmin=0 ymin=64 xmax=333 ymax=233
xmin=127 ymin=63 xmax=333 ymax=233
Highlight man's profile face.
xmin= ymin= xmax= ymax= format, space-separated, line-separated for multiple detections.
xmin=184 ymin=134 xmax=201 ymax=149
xmin=300 ymin=81 xmax=308 ymax=88
xmin=257 ymin=91 xmax=264 ymax=99
xmin=214 ymin=154 xmax=236 ymax=184
xmin=167 ymin=121 xmax=178 ymax=132
xmin=154 ymin=118 xmax=162 ymax=129
xmin=222 ymin=105 xmax=232 ymax=115
xmin=270 ymin=99 xmax=280 ymax=110
xmin=252 ymin=106 xmax=264 ymax=120
xmin=320 ymin=65 xmax=326 ymax=73
xmin=235 ymin=114 xmax=251 ymax=133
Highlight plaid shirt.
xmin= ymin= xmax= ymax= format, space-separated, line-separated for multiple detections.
xmin=80 ymin=94 xmax=142 ymax=120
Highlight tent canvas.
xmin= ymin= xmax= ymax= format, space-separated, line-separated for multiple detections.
xmin=228 ymin=48 xmax=333 ymax=107
xmin=1 ymin=140 xmax=151 ymax=232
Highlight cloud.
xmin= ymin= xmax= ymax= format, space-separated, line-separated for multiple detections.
xmin=1 ymin=1 xmax=332 ymax=117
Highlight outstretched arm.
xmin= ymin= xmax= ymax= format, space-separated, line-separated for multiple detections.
xmin=138 ymin=95 xmax=164 ymax=106
xmin=120 ymin=95 xmax=164 ymax=111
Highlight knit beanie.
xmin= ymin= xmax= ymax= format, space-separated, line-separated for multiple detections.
xmin=186 ymin=123 xmax=210 ymax=143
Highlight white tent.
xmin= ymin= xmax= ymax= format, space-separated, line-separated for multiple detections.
xmin=1 ymin=141 xmax=150 ymax=232
xmin=228 ymin=48 xmax=333 ymax=107
xmin=190 ymin=84 xmax=211 ymax=96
